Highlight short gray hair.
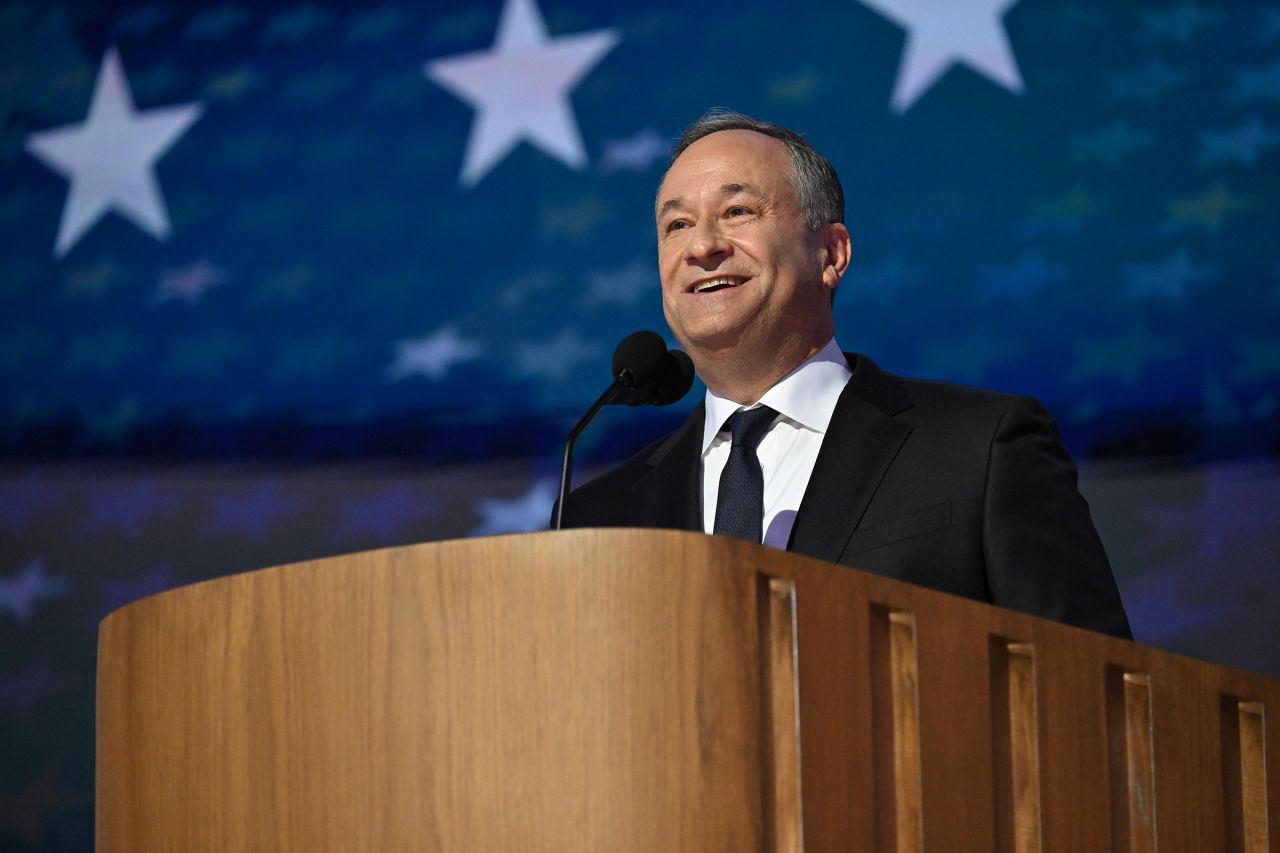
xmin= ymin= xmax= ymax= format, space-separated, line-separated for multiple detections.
xmin=668 ymin=110 xmax=844 ymax=232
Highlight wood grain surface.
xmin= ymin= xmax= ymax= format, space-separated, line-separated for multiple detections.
xmin=98 ymin=529 xmax=1280 ymax=851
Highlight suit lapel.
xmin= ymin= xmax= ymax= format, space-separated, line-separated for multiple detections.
xmin=788 ymin=355 xmax=914 ymax=564
xmin=630 ymin=403 xmax=704 ymax=531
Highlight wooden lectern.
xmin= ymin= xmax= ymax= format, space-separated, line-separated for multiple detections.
xmin=97 ymin=529 xmax=1278 ymax=851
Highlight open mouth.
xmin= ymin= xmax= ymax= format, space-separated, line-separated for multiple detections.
xmin=688 ymin=276 xmax=747 ymax=294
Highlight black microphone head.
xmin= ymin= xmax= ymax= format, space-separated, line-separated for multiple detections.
xmin=611 ymin=330 xmax=668 ymax=389
xmin=650 ymin=349 xmax=695 ymax=406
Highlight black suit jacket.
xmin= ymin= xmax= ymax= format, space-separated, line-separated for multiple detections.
xmin=561 ymin=354 xmax=1132 ymax=639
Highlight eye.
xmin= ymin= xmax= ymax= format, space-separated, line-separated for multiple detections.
xmin=726 ymin=205 xmax=752 ymax=217
xmin=664 ymin=218 xmax=690 ymax=234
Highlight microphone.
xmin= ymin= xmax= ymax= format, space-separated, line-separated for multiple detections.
xmin=552 ymin=332 xmax=696 ymax=530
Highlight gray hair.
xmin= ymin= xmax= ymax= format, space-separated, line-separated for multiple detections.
xmin=668 ymin=110 xmax=844 ymax=232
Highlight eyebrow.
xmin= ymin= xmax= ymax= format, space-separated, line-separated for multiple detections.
xmin=656 ymin=182 xmax=764 ymax=218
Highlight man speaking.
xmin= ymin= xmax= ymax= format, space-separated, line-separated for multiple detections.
xmin=559 ymin=110 xmax=1131 ymax=639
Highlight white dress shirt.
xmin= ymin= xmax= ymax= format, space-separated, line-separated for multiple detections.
xmin=700 ymin=338 xmax=853 ymax=549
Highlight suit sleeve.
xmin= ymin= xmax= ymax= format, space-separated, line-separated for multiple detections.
xmin=982 ymin=397 xmax=1133 ymax=639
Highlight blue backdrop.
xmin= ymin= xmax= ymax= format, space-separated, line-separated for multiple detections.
xmin=2 ymin=0 xmax=1278 ymax=847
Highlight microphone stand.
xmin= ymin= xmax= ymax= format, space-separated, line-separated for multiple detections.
xmin=552 ymin=380 xmax=624 ymax=530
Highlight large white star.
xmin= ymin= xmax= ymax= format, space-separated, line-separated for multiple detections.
xmin=25 ymin=47 xmax=202 ymax=258
xmin=857 ymin=0 xmax=1024 ymax=113
xmin=425 ymin=0 xmax=618 ymax=187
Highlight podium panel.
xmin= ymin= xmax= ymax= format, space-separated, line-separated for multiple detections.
xmin=98 ymin=530 xmax=1280 ymax=851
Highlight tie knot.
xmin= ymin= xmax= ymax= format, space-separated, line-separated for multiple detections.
xmin=727 ymin=405 xmax=777 ymax=450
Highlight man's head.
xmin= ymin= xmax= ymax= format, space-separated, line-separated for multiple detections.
xmin=655 ymin=111 xmax=851 ymax=402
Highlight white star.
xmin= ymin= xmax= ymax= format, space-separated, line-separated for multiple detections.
xmin=856 ymin=0 xmax=1024 ymax=113
xmin=386 ymin=327 xmax=485 ymax=380
xmin=580 ymin=258 xmax=655 ymax=309
xmin=425 ymin=0 xmax=618 ymax=187
xmin=25 ymin=47 xmax=202 ymax=258
xmin=512 ymin=328 xmax=600 ymax=383
xmin=470 ymin=480 xmax=558 ymax=536
xmin=598 ymin=128 xmax=669 ymax=173
xmin=0 ymin=560 xmax=71 ymax=623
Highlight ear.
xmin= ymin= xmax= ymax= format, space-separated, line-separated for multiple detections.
xmin=818 ymin=223 xmax=852 ymax=292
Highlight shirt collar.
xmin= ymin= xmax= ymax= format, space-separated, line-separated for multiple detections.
xmin=700 ymin=338 xmax=853 ymax=456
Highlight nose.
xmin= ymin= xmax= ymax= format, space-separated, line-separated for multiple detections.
xmin=684 ymin=220 xmax=732 ymax=265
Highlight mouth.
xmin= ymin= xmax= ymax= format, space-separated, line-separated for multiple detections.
xmin=686 ymin=275 xmax=748 ymax=294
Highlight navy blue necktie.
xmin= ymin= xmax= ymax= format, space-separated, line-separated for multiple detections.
xmin=712 ymin=406 xmax=778 ymax=543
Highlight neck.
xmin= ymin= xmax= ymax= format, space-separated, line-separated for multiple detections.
xmin=695 ymin=336 xmax=828 ymax=405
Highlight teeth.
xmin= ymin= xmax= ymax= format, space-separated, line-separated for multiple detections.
xmin=693 ymin=277 xmax=741 ymax=292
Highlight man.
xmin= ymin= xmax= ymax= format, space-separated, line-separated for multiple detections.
xmin=560 ymin=111 xmax=1131 ymax=639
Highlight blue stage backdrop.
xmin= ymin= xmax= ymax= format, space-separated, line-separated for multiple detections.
xmin=2 ymin=0 xmax=1279 ymax=847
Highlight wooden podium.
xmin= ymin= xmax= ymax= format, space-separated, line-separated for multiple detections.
xmin=97 ymin=530 xmax=1277 ymax=851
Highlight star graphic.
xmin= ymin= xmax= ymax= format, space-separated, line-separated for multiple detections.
xmin=346 ymin=8 xmax=413 ymax=44
xmin=1230 ymin=59 xmax=1280 ymax=104
xmin=1106 ymin=58 xmax=1189 ymax=105
xmin=386 ymin=327 xmax=485 ymax=381
xmin=512 ymin=329 xmax=601 ymax=383
xmin=78 ymin=480 xmax=181 ymax=535
xmin=498 ymin=270 xmax=558 ymax=309
xmin=1138 ymin=1 xmax=1222 ymax=43
xmin=842 ymin=254 xmax=922 ymax=297
xmin=0 ymin=560 xmax=71 ymax=623
xmin=1121 ymin=249 xmax=1218 ymax=302
xmin=1071 ymin=324 xmax=1180 ymax=384
xmin=1071 ymin=120 xmax=1156 ymax=166
xmin=425 ymin=0 xmax=619 ymax=186
xmin=205 ymin=482 xmax=304 ymax=539
xmin=0 ymin=474 xmax=62 ymax=528
xmin=855 ymin=0 xmax=1025 ymax=113
xmin=79 ymin=398 xmax=144 ymax=447
xmin=25 ymin=47 xmax=202 ymax=258
xmin=263 ymin=5 xmax=333 ymax=42
xmin=1022 ymin=187 xmax=1109 ymax=235
xmin=1232 ymin=337 xmax=1280 ymax=383
xmin=1262 ymin=7 xmax=1280 ymax=41
xmin=1165 ymin=182 xmax=1254 ymax=230
xmin=1124 ymin=463 xmax=1280 ymax=643
xmin=470 ymin=479 xmax=558 ymax=536
xmin=336 ymin=485 xmax=438 ymax=542
xmin=183 ymin=4 xmax=252 ymax=40
xmin=768 ymin=71 xmax=823 ymax=103
xmin=598 ymin=128 xmax=670 ymax=173
xmin=581 ymin=258 xmax=655 ymax=309
xmin=113 ymin=4 xmax=172 ymax=37
xmin=542 ymin=195 xmax=609 ymax=238
xmin=977 ymin=250 xmax=1069 ymax=300
xmin=154 ymin=258 xmax=227 ymax=304
xmin=166 ymin=328 xmax=251 ymax=376
xmin=1197 ymin=116 xmax=1280 ymax=168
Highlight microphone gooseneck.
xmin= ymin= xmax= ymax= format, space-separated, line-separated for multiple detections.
xmin=553 ymin=332 xmax=695 ymax=530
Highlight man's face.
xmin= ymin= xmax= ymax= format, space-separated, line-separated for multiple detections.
xmin=655 ymin=129 xmax=836 ymax=360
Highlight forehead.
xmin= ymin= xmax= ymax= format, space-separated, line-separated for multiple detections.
xmin=656 ymin=129 xmax=793 ymax=211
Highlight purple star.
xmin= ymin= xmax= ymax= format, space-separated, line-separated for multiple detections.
xmin=78 ymin=480 xmax=181 ymax=536
xmin=205 ymin=481 xmax=304 ymax=539
xmin=0 ymin=560 xmax=71 ymax=622
xmin=100 ymin=565 xmax=179 ymax=616
xmin=336 ymin=486 xmax=437 ymax=542
xmin=0 ymin=473 xmax=62 ymax=528
xmin=0 ymin=660 xmax=71 ymax=722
